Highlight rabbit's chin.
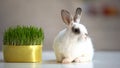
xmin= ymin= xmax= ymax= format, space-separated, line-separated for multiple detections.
xmin=72 ymin=34 xmax=87 ymax=41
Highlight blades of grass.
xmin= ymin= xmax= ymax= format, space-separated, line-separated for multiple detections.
xmin=3 ymin=26 xmax=44 ymax=45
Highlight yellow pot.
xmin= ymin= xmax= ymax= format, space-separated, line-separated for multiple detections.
xmin=3 ymin=45 xmax=42 ymax=62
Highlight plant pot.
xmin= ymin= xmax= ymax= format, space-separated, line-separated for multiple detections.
xmin=3 ymin=45 xmax=42 ymax=62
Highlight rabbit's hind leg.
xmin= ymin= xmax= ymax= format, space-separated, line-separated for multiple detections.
xmin=55 ymin=53 xmax=63 ymax=63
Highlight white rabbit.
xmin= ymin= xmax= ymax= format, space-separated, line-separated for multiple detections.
xmin=53 ymin=8 xmax=94 ymax=64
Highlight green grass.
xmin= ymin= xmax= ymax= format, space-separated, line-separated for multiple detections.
xmin=3 ymin=26 xmax=44 ymax=45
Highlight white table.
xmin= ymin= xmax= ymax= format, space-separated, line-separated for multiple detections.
xmin=0 ymin=51 xmax=120 ymax=68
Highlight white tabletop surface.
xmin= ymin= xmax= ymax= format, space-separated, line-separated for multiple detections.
xmin=0 ymin=51 xmax=120 ymax=68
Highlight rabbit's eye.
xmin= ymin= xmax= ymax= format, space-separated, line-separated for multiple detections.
xmin=72 ymin=27 xmax=80 ymax=34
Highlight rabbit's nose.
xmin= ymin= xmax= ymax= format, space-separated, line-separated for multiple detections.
xmin=72 ymin=27 xmax=80 ymax=34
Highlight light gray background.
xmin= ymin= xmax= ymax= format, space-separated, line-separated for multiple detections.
xmin=0 ymin=0 xmax=120 ymax=51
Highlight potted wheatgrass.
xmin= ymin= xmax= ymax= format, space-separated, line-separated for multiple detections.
xmin=3 ymin=26 xmax=44 ymax=62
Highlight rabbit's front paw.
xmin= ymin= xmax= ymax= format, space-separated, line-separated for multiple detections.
xmin=74 ymin=57 xmax=81 ymax=63
xmin=62 ymin=58 xmax=72 ymax=64
xmin=74 ymin=55 xmax=92 ymax=63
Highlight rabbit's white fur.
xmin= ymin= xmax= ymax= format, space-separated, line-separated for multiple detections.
xmin=53 ymin=8 xmax=94 ymax=63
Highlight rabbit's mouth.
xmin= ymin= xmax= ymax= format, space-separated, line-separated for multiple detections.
xmin=72 ymin=27 xmax=80 ymax=34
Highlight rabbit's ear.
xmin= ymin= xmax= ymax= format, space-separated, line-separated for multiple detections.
xmin=74 ymin=8 xmax=82 ymax=23
xmin=61 ymin=9 xmax=72 ymax=25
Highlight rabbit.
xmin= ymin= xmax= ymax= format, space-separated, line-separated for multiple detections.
xmin=53 ymin=7 xmax=94 ymax=64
